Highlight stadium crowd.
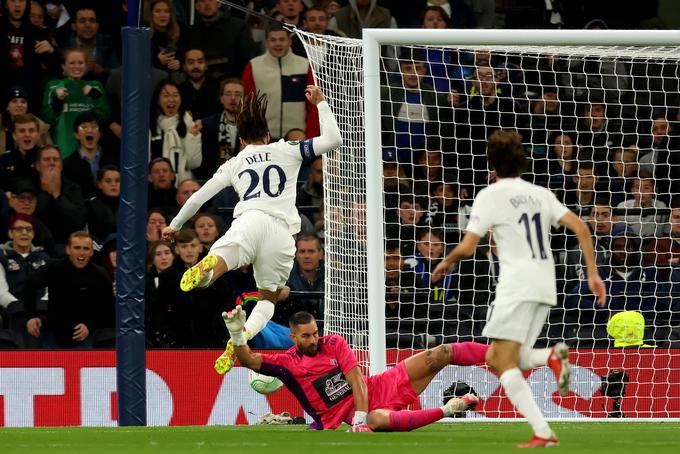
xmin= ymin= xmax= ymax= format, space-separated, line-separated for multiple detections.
xmin=0 ymin=0 xmax=678 ymax=349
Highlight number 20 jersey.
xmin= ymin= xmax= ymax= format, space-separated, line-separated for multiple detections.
xmin=465 ymin=177 xmax=570 ymax=306
xmin=212 ymin=138 xmax=313 ymax=235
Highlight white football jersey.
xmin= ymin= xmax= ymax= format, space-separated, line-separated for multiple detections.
xmin=169 ymin=101 xmax=342 ymax=235
xmin=466 ymin=178 xmax=570 ymax=306
xmin=212 ymin=139 xmax=307 ymax=234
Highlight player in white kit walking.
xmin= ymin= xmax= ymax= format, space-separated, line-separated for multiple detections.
xmin=433 ymin=130 xmax=606 ymax=448
xmin=162 ymin=86 xmax=342 ymax=374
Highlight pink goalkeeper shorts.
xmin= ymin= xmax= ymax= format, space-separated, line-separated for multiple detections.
xmin=367 ymin=361 xmax=419 ymax=411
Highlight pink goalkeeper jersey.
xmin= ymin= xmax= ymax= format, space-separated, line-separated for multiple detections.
xmin=258 ymin=334 xmax=359 ymax=430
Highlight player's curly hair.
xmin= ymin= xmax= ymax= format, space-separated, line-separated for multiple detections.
xmin=487 ymin=129 xmax=527 ymax=178
xmin=237 ymin=91 xmax=269 ymax=143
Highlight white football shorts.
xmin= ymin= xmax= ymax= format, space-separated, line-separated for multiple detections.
xmin=482 ymin=299 xmax=551 ymax=347
xmin=209 ymin=210 xmax=296 ymax=292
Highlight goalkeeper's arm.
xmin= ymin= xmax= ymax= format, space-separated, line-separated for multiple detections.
xmin=233 ymin=344 xmax=263 ymax=371
xmin=345 ymin=366 xmax=369 ymax=429
xmin=224 ymin=306 xmax=263 ymax=371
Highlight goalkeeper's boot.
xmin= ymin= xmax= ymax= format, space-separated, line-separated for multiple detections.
xmin=214 ymin=330 xmax=252 ymax=375
xmin=443 ymin=393 xmax=479 ymax=416
xmin=547 ymin=342 xmax=571 ymax=397
xmin=517 ymin=434 xmax=560 ymax=448
xmin=180 ymin=254 xmax=218 ymax=292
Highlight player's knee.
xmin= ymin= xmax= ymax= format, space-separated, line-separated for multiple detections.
xmin=428 ymin=344 xmax=451 ymax=369
xmin=485 ymin=345 xmax=495 ymax=366
xmin=486 ymin=344 xmax=517 ymax=373
xmin=367 ymin=410 xmax=390 ymax=431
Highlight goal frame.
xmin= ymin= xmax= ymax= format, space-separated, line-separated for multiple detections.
xmin=362 ymin=29 xmax=680 ymax=376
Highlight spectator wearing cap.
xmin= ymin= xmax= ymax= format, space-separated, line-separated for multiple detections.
xmin=85 ymin=165 xmax=120 ymax=246
xmin=62 ymin=111 xmax=119 ymax=199
xmin=0 ymin=0 xmax=59 ymax=113
xmin=4 ymin=181 xmax=54 ymax=253
xmin=0 ymin=213 xmax=50 ymax=333
xmin=0 ymin=114 xmax=42 ymax=189
xmin=23 ymin=230 xmax=114 ymax=348
xmin=0 ymin=86 xmax=52 ymax=154
xmin=242 ymin=24 xmax=319 ymax=140
xmin=31 ymin=145 xmax=86 ymax=251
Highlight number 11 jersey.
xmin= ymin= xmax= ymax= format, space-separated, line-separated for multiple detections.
xmin=465 ymin=178 xmax=570 ymax=306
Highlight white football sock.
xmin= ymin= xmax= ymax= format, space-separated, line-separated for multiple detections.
xmin=518 ymin=348 xmax=551 ymax=370
xmin=244 ymin=300 xmax=275 ymax=337
xmin=500 ymin=368 xmax=552 ymax=439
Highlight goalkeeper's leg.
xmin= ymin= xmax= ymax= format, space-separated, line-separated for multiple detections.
xmin=367 ymin=394 xmax=479 ymax=432
xmin=215 ymin=287 xmax=280 ymax=375
xmin=402 ymin=342 xmax=489 ymax=395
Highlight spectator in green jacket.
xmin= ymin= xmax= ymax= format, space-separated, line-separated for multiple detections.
xmin=41 ymin=48 xmax=111 ymax=158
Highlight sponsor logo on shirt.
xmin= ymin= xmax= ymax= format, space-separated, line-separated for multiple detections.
xmin=312 ymin=367 xmax=351 ymax=408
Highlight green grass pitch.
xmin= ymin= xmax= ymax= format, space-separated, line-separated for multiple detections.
xmin=0 ymin=423 xmax=678 ymax=453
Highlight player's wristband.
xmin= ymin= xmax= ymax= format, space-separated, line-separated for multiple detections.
xmin=229 ymin=330 xmax=247 ymax=346
xmin=353 ymin=411 xmax=367 ymax=426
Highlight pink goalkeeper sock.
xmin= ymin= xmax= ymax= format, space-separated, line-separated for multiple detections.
xmin=450 ymin=342 xmax=489 ymax=366
xmin=388 ymin=408 xmax=445 ymax=432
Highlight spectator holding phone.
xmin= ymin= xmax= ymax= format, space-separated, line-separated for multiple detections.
xmin=148 ymin=0 xmax=185 ymax=76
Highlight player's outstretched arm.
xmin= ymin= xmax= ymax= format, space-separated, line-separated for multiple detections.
xmin=168 ymin=177 xmax=226 ymax=231
xmin=432 ymin=232 xmax=481 ymax=282
xmin=224 ymin=307 xmax=263 ymax=371
xmin=345 ymin=366 xmax=370 ymax=432
xmin=559 ymin=211 xmax=607 ymax=307
xmin=305 ymin=85 xmax=343 ymax=155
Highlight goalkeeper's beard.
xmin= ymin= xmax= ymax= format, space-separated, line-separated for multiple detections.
xmin=298 ymin=342 xmax=318 ymax=356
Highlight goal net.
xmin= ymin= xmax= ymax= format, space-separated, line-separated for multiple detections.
xmin=297 ymin=29 xmax=680 ymax=419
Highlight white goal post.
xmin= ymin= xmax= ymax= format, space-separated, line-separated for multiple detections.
xmin=363 ymin=28 xmax=680 ymax=374
xmin=298 ymin=28 xmax=680 ymax=419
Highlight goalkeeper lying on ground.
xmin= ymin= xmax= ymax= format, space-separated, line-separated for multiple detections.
xmin=225 ymin=308 xmax=483 ymax=431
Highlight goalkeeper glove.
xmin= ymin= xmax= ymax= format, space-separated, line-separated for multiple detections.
xmin=349 ymin=411 xmax=372 ymax=432
xmin=223 ymin=306 xmax=247 ymax=346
